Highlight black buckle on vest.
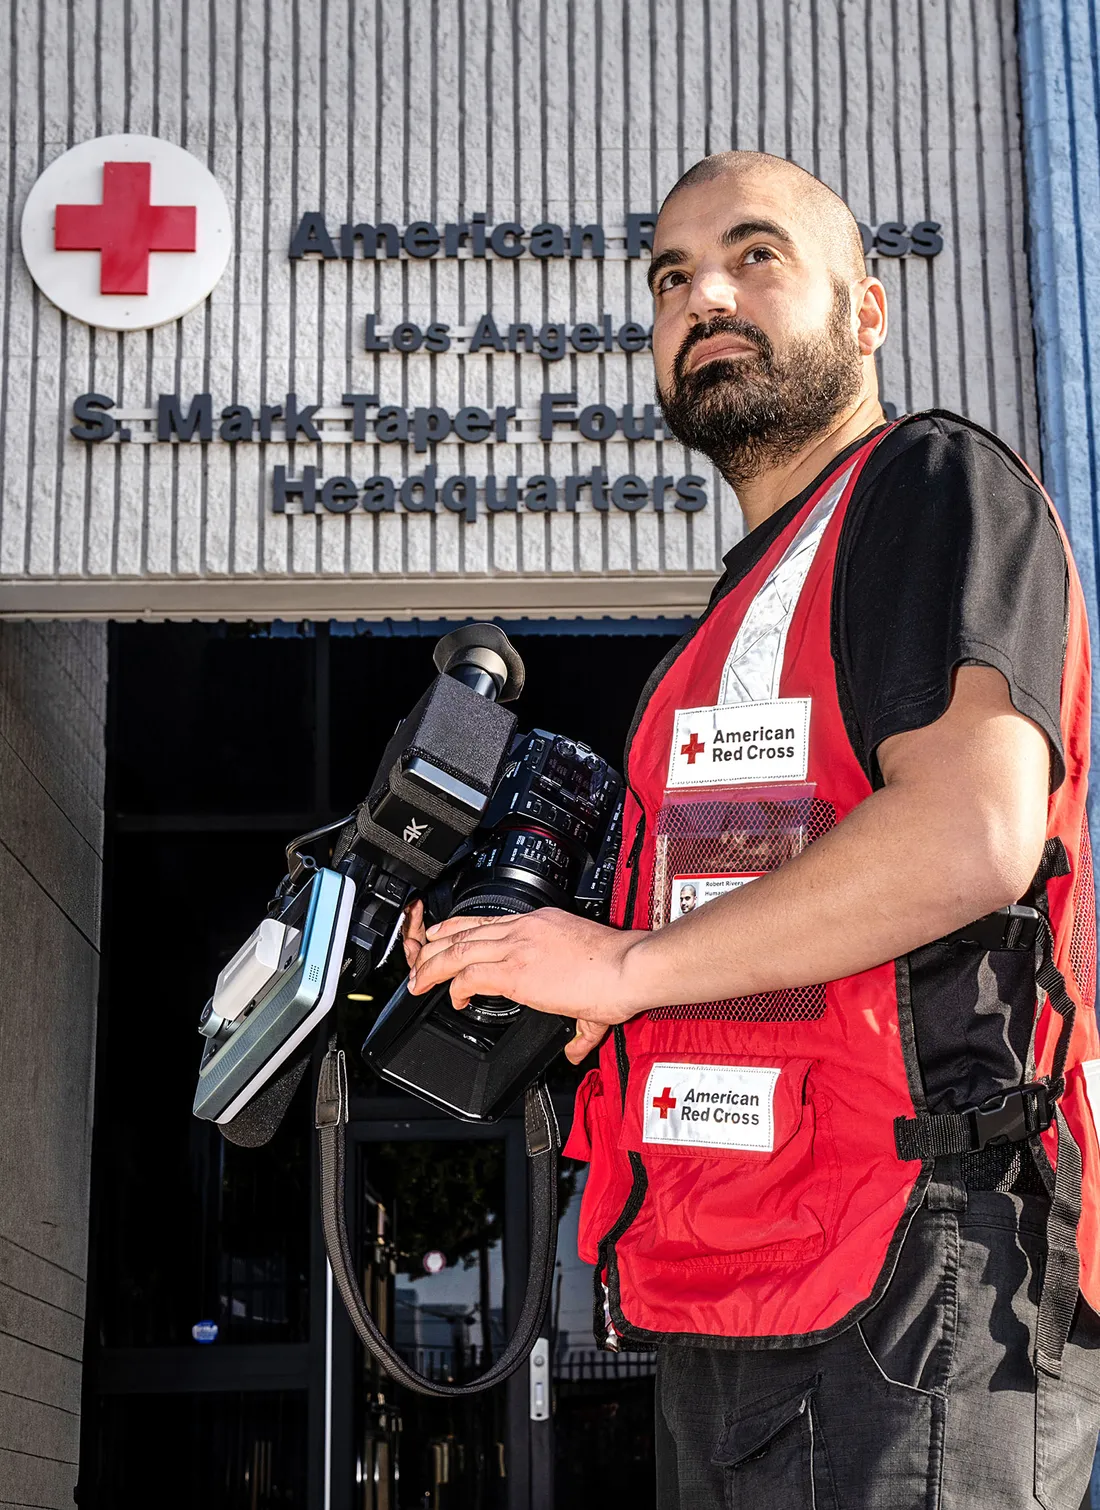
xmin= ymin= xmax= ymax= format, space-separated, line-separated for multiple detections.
xmin=967 ymin=1083 xmax=1053 ymax=1150
xmin=946 ymin=904 xmax=1040 ymax=952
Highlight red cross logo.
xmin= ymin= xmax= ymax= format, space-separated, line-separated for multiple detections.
xmin=54 ymin=162 xmax=197 ymax=295
xmin=680 ymin=731 xmax=706 ymax=765
xmin=652 ymin=1087 xmax=678 ymax=1119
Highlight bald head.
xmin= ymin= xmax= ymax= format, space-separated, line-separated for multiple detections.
xmin=649 ymin=150 xmax=888 ymax=500
xmin=661 ymin=152 xmax=867 ymax=282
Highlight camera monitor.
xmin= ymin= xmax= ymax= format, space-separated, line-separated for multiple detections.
xmin=192 ymin=866 xmax=356 ymax=1126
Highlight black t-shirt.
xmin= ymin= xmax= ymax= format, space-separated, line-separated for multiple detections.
xmin=716 ymin=410 xmax=1069 ymax=788
xmin=707 ymin=410 xmax=1072 ymax=1131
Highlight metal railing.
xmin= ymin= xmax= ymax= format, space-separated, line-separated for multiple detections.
xmin=554 ymin=1349 xmax=657 ymax=1380
xmin=390 ymin=1344 xmax=657 ymax=1382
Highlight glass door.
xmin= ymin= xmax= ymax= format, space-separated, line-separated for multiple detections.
xmin=336 ymin=1125 xmax=658 ymax=1510
xmin=341 ymin=1119 xmax=528 ymax=1510
xmin=550 ymin=1166 xmax=657 ymax=1508
xmin=86 ymin=620 xmax=678 ymax=1510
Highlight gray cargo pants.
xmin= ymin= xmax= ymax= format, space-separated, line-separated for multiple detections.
xmin=655 ymin=1167 xmax=1100 ymax=1509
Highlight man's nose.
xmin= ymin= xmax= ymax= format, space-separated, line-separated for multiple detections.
xmin=685 ymin=266 xmax=738 ymax=324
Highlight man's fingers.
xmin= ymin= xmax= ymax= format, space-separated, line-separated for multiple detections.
xmin=409 ymin=936 xmax=514 ymax=995
xmin=412 ymin=924 xmax=517 ymax=976
xmin=425 ymin=914 xmax=497 ymax=941
xmin=564 ymin=1020 xmax=608 ymax=1064
xmin=402 ymin=898 xmax=426 ymax=937
xmin=448 ymin=963 xmax=522 ymax=1011
xmin=401 ymin=900 xmax=427 ymax=967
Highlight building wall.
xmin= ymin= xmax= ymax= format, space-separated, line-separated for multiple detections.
xmin=0 ymin=0 xmax=1039 ymax=621
xmin=1017 ymin=9 xmax=1100 ymax=1487
xmin=1019 ymin=0 xmax=1100 ymax=824
xmin=0 ymin=621 xmax=105 ymax=1510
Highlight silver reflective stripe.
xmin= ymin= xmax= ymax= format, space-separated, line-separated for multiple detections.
xmin=718 ymin=462 xmax=856 ymax=706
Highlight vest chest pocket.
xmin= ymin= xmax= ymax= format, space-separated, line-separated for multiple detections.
xmin=648 ymin=784 xmax=836 ymax=1024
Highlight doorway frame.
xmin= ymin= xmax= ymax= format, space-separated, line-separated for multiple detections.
xmin=333 ymin=1108 xmax=545 ymax=1510
xmin=82 ymin=617 xmax=685 ymax=1509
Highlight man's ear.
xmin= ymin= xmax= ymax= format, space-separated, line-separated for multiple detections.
xmin=854 ymin=277 xmax=888 ymax=355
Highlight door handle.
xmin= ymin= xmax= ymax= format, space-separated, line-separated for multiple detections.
xmin=529 ymin=1336 xmax=550 ymax=1421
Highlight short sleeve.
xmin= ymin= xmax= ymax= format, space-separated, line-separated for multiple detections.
xmin=833 ymin=417 xmax=1069 ymax=789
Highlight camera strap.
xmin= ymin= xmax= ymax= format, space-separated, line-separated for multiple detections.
xmin=315 ymin=1041 xmax=561 ymax=1397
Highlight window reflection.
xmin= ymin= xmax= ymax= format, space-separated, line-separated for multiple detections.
xmin=93 ymin=1391 xmax=308 ymax=1509
xmin=552 ymin=1163 xmax=657 ymax=1509
xmin=355 ymin=1138 xmax=509 ymax=1509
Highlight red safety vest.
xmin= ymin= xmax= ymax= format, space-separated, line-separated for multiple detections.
xmin=565 ymin=419 xmax=1100 ymax=1363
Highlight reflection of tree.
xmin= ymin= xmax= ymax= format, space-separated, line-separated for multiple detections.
xmin=367 ymin=1142 xmax=505 ymax=1280
xmin=364 ymin=1143 xmax=582 ymax=1283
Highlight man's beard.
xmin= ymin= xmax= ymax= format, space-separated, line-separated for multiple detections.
xmin=656 ymin=282 xmax=863 ymax=487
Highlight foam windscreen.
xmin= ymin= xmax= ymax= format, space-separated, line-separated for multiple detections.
xmin=218 ymin=1050 xmax=311 ymax=1147
xmin=367 ymin=675 xmax=516 ymax=809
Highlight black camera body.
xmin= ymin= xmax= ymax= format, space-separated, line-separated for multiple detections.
xmin=363 ymin=727 xmax=624 ymax=1120
xmin=194 ymin=625 xmax=622 ymax=1137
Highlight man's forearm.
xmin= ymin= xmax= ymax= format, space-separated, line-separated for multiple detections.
xmin=620 ymin=774 xmax=1039 ymax=1013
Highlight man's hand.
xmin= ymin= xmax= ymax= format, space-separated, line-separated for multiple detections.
xmin=401 ymin=898 xmax=429 ymax=970
xmin=408 ymin=910 xmax=645 ymax=1063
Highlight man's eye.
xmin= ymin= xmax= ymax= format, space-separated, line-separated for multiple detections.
xmin=744 ymin=245 xmax=777 ymax=264
xmin=656 ymin=269 xmax=689 ymax=294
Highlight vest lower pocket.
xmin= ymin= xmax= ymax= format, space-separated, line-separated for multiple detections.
xmin=564 ymin=1061 xmax=635 ymax=1265
xmin=617 ymin=1053 xmax=834 ymax=1267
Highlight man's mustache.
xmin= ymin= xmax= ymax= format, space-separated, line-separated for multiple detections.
xmin=673 ymin=316 xmax=772 ymax=387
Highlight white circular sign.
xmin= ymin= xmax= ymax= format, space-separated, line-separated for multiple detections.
xmin=21 ymin=134 xmax=232 ymax=331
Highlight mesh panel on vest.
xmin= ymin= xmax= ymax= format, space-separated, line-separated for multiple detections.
xmin=959 ymin=1143 xmax=1049 ymax=1195
xmin=1069 ymin=821 xmax=1093 ymax=1008
xmin=648 ymin=797 xmax=836 ymax=1023
xmin=648 ymin=982 xmax=828 ymax=1023
xmin=1069 ymin=816 xmax=1097 ymax=1009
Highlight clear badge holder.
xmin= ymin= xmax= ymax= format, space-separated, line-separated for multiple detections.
xmin=650 ymin=782 xmax=823 ymax=931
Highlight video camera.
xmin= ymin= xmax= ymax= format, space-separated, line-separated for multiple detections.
xmin=193 ymin=623 xmax=624 ymax=1137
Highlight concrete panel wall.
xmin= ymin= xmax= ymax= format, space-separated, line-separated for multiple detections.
xmin=0 ymin=621 xmax=105 ymax=1510
xmin=0 ymin=0 xmax=1038 ymax=621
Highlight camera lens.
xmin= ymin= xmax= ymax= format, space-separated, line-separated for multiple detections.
xmin=465 ymin=993 xmax=523 ymax=1025
xmin=198 ymin=999 xmax=227 ymax=1039
xmin=431 ymin=732 xmax=618 ymax=1035
xmin=441 ymin=887 xmax=541 ymax=1026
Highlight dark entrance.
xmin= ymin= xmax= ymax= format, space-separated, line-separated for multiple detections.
xmin=79 ymin=618 xmax=683 ymax=1510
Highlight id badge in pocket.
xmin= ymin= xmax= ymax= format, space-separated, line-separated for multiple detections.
xmin=648 ymin=781 xmax=835 ymax=1024
xmin=651 ymin=781 xmax=822 ymax=930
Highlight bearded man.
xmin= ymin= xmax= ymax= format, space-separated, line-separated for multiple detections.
xmin=405 ymin=152 xmax=1100 ymax=1509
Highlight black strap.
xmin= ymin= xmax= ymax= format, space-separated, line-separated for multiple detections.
xmin=1032 ymin=911 xmax=1082 ymax=1378
xmin=941 ymin=903 xmax=1042 ymax=953
xmin=315 ymin=1042 xmax=560 ymax=1397
xmin=894 ymin=1082 xmax=1055 ymax=1160
xmin=1035 ymin=919 xmax=1076 ymax=1101
xmin=893 ymin=898 xmax=1084 ymax=1378
xmin=1037 ymin=1105 xmax=1083 ymax=1377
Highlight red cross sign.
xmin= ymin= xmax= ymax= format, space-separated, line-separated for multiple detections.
xmin=652 ymin=1087 xmax=678 ymax=1119
xmin=680 ymin=731 xmax=706 ymax=765
xmin=22 ymin=135 xmax=232 ymax=331
xmin=54 ymin=161 xmax=197 ymax=295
